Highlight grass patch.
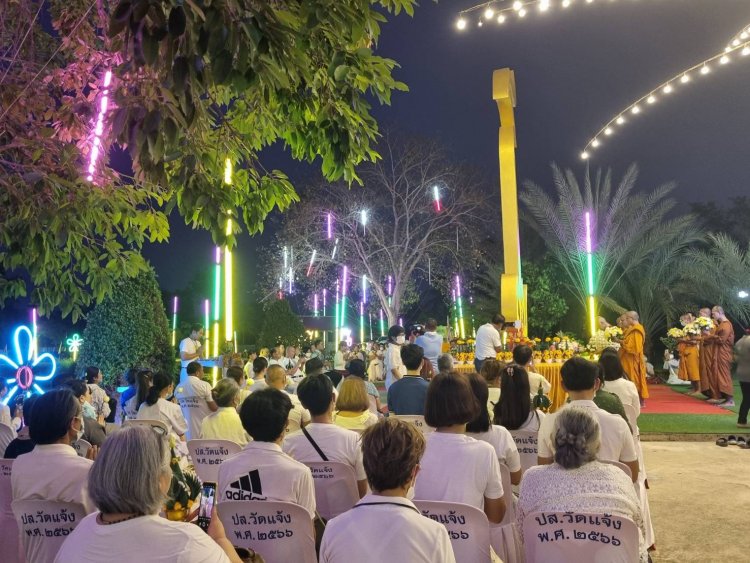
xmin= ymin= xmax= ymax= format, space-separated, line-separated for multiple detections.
xmin=640 ymin=413 xmax=748 ymax=434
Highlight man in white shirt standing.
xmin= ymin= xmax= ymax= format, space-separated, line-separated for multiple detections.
xmin=320 ymin=418 xmax=455 ymax=563
xmin=174 ymin=361 xmax=218 ymax=440
xmin=265 ymin=365 xmax=310 ymax=433
xmin=474 ymin=314 xmax=505 ymax=372
xmin=414 ymin=318 xmax=444 ymax=374
xmin=283 ymin=374 xmax=368 ymax=498
xmin=536 ymin=357 xmax=639 ymax=481
xmin=12 ymin=388 xmax=96 ymax=514
xmin=218 ymin=388 xmax=316 ymax=520
xmin=179 ymin=324 xmax=204 ymax=380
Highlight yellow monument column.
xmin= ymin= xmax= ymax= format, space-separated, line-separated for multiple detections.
xmin=493 ymin=68 xmax=528 ymax=334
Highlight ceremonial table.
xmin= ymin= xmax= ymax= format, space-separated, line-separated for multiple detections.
xmin=453 ymin=362 xmax=568 ymax=412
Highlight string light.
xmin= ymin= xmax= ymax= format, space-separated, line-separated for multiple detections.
xmin=86 ymin=69 xmax=112 ymax=183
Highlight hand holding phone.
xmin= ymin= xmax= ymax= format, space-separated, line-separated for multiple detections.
xmin=196 ymin=482 xmax=217 ymax=532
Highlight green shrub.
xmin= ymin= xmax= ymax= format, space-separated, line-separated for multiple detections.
xmin=78 ymin=269 xmax=175 ymax=385
xmin=258 ymin=299 xmax=306 ymax=349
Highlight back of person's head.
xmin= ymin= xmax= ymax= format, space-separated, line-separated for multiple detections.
xmin=296 ymin=373 xmax=334 ymax=416
xmin=491 ymin=313 xmax=506 ymax=326
xmin=305 ymin=357 xmax=325 ymax=376
xmin=28 ymin=388 xmax=81 ymax=444
xmin=124 ymin=367 xmax=139 ymax=386
xmin=400 ymin=344 xmax=424 ymax=371
xmin=424 ymin=372 xmax=479 ymax=428
xmin=85 ymin=366 xmax=100 ymax=384
xmin=425 ymin=318 xmax=438 ymax=331
xmin=561 ymin=357 xmax=599 ymax=391
xmin=553 ymin=406 xmax=601 ymax=469
xmin=493 ymin=364 xmax=531 ymax=430
xmin=265 ymin=364 xmax=287 ymax=388
xmin=338 ymin=340 xmax=348 ymax=351
xmin=225 ymin=366 xmax=245 ymax=386
xmin=465 ymin=372 xmax=491 ymax=433
xmin=252 ymin=356 xmax=268 ymax=376
xmin=63 ymin=378 xmax=88 ymax=400
xmin=145 ymin=372 xmax=173 ymax=406
xmin=21 ymin=394 xmax=39 ymax=422
xmin=361 ymin=418 xmax=425 ymax=493
xmin=387 ymin=325 xmax=405 ymax=342
xmin=336 ymin=377 xmax=369 ymax=413
xmin=212 ymin=378 xmax=240 ymax=408
xmin=135 ymin=369 xmax=153 ymax=408
xmin=186 ymin=361 xmax=202 ymax=376
xmin=480 ymin=359 xmax=505 ymax=384
xmin=512 ymin=345 xmax=533 ymax=366
xmin=313 ymin=339 xmax=323 ymax=348
xmin=89 ymin=425 xmax=170 ymax=515
xmin=598 ymin=350 xmax=628 ymax=382
xmin=347 ymin=359 xmax=367 ymax=379
xmin=239 ymin=388 xmax=292 ymax=441
xmin=437 ymin=353 xmax=453 ymax=373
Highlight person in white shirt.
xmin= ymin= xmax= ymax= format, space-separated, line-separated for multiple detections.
xmin=265 ymin=365 xmax=310 ymax=433
xmin=517 ymin=407 xmax=648 ymax=563
xmin=175 ymin=361 xmax=218 ymax=440
xmin=492 ymin=364 xmax=546 ymax=432
xmin=200 ymin=379 xmax=250 ymax=446
xmin=137 ymin=371 xmax=188 ymax=441
xmin=283 ymin=374 xmax=368 ymax=498
xmin=0 ymin=379 xmax=15 ymax=430
xmin=333 ymin=341 xmax=349 ymax=371
xmin=414 ymin=373 xmax=506 ymax=524
xmin=599 ymin=349 xmax=641 ymax=420
xmin=179 ymin=324 xmax=205 ymax=379
xmin=218 ymin=389 xmax=316 ymax=519
xmin=537 ymin=357 xmax=639 ymax=481
xmin=414 ymin=318 xmax=444 ymax=374
xmin=247 ymin=357 xmax=269 ymax=393
xmin=84 ymin=366 xmax=111 ymax=423
xmin=124 ymin=369 xmax=153 ymax=421
xmin=384 ymin=325 xmax=406 ymax=389
xmin=465 ymin=373 xmax=522 ymax=485
xmin=55 ymin=425 xmax=240 ymax=563
xmin=320 ymin=418 xmax=456 ymax=563
xmin=267 ymin=346 xmax=284 ymax=367
xmin=242 ymin=349 xmax=258 ymax=380
xmin=280 ymin=345 xmax=307 ymax=383
xmin=12 ymin=388 xmax=96 ymax=515
xmin=474 ymin=314 xmax=505 ymax=372
xmin=512 ymin=345 xmax=552 ymax=397
xmin=224 ymin=366 xmax=251 ymax=409
xmin=479 ymin=359 xmax=504 ymax=413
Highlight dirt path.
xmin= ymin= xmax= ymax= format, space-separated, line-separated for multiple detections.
xmin=643 ymin=442 xmax=750 ymax=562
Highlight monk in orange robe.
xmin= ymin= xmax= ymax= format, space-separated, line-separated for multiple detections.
xmin=618 ymin=311 xmax=649 ymax=401
xmin=696 ymin=307 xmax=717 ymax=398
xmin=706 ymin=306 xmax=735 ymax=406
xmin=677 ymin=313 xmax=701 ymax=392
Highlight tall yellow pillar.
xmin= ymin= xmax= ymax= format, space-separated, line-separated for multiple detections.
xmin=493 ymin=68 xmax=528 ymax=334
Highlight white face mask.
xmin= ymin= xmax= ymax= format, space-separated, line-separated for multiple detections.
xmin=396 ymin=335 xmax=406 ymax=344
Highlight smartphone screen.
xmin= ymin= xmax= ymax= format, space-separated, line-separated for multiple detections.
xmin=196 ymin=482 xmax=216 ymax=532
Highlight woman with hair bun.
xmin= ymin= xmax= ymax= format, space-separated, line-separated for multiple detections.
xmin=516 ymin=407 xmax=647 ymax=562
xmin=200 ymin=379 xmax=250 ymax=446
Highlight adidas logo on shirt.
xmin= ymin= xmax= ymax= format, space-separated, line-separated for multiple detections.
xmin=225 ymin=469 xmax=267 ymax=501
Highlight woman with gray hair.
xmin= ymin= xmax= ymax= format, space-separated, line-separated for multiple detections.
xmin=54 ymin=425 xmax=241 ymax=562
xmin=200 ymin=379 xmax=250 ymax=445
xmin=516 ymin=407 xmax=648 ymax=562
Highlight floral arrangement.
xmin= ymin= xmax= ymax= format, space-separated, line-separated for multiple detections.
xmin=532 ymin=381 xmax=552 ymax=412
xmin=604 ymin=326 xmax=623 ymax=340
xmin=667 ymin=327 xmax=685 ymax=339
xmin=495 ymin=351 xmax=513 ymax=362
xmin=694 ymin=316 xmax=714 ymax=331
xmin=682 ymin=322 xmax=702 ymax=337
xmin=164 ymin=437 xmax=201 ymax=521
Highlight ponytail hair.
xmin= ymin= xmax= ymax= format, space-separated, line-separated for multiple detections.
xmin=145 ymin=372 xmax=172 ymax=407
xmin=553 ymin=407 xmax=600 ymax=469
xmin=135 ymin=369 xmax=153 ymax=408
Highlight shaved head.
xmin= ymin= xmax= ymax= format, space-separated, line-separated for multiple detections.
xmin=699 ymin=307 xmax=711 ymax=317
xmin=627 ymin=311 xmax=639 ymax=322
xmin=265 ymin=365 xmax=287 ymax=389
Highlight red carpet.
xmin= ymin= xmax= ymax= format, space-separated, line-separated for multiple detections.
xmin=643 ymin=384 xmax=732 ymax=415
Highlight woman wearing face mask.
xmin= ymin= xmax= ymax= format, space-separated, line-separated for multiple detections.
xmin=199 ymin=379 xmax=250 ymax=446
xmin=384 ymin=325 xmax=407 ymax=390
xmin=63 ymin=379 xmax=108 ymax=447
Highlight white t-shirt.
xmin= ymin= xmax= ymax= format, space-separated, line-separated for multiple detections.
xmin=0 ymin=403 xmax=14 ymax=430
xmin=137 ymin=398 xmax=188 ymax=438
xmin=12 ymin=444 xmax=95 ymax=513
xmin=333 ymin=351 xmax=346 ymax=370
xmin=54 ymin=513 xmax=229 ymax=563
xmin=487 ymin=387 xmax=501 ymax=414
xmin=414 ymin=432 xmax=504 ymax=510
xmin=218 ymin=441 xmax=316 ymax=518
xmin=604 ymin=378 xmax=641 ymax=418
xmin=537 ymin=400 xmax=638 ymax=463
xmin=518 ymin=410 xmax=546 ymax=432
xmin=527 ymin=370 xmax=552 ymax=395
xmin=179 ymin=337 xmax=200 ymax=367
xmin=320 ymin=494 xmax=456 ymax=563
xmin=247 ymin=378 xmax=268 ymax=393
xmin=200 ymin=407 xmax=250 ymax=446
xmin=282 ymin=423 xmax=366 ymax=481
xmin=174 ymin=375 xmax=215 ymax=440
xmin=87 ymin=383 xmax=111 ymax=420
xmin=123 ymin=395 xmax=140 ymax=420
xmin=384 ymin=343 xmax=405 ymax=389
xmin=467 ymin=425 xmax=522 ymax=473
xmin=475 ymin=324 xmax=502 ymax=360
xmin=285 ymin=391 xmax=311 ymax=434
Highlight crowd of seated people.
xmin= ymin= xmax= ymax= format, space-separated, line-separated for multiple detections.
xmin=3 ymin=332 xmax=649 ymax=563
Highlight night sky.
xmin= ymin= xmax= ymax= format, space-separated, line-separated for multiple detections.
xmin=145 ymin=0 xmax=750 ymax=296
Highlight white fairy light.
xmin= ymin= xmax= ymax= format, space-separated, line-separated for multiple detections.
xmin=616 ymin=116 xmax=625 ymax=125
xmin=604 ymin=127 xmax=613 ymax=136
xmin=518 ymin=8 xmax=527 ymax=17
xmin=484 ymin=6 xmax=495 ymax=19
xmin=663 ymin=84 xmax=673 ymax=94
xmin=581 ymin=151 xmax=590 ymax=160
xmin=680 ymin=73 xmax=690 ymax=83
xmin=497 ymin=14 xmax=507 ymax=24
xmin=591 ymin=139 xmax=600 ymax=148
xmin=646 ymin=94 xmax=657 ymax=104
xmin=720 ymin=55 xmax=730 ymax=64
xmin=700 ymin=65 xmax=710 ymax=74
xmin=513 ymin=1 xmax=523 ymax=10
xmin=631 ymin=105 xmax=641 ymax=114
xmin=456 ymin=17 xmax=467 ymax=30
xmin=743 ymin=46 xmax=750 ymax=56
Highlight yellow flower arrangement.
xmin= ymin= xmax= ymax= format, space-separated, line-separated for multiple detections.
xmin=545 ymin=337 xmax=551 ymax=342
xmin=553 ymin=336 xmax=561 ymax=343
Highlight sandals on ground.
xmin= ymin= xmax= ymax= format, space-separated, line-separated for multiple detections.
xmin=716 ymin=437 xmax=729 ymax=447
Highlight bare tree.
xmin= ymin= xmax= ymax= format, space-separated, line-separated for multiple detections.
xmin=262 ymin=133 xmax=491 ymax=327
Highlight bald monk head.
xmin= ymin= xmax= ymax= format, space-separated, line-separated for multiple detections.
xmin=680 ymin=313 xmax=695 ymax=326
xmin=711 ymin=306 xmax=727 ymax=322
xmin=699 ymin=307 xmax=712 ymax=318
xmin=265 ymin=364 xmax=287 ymax=390
xmin=627 ymin=311 xmax=640 ymax=324
xmin=598 ymin=317 xmax=611 ymax=331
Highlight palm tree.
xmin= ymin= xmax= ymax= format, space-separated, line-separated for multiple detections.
xmin=520 ymin=164 xmax=703 ymax=338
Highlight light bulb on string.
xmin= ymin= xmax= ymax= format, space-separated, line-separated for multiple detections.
xmin=484 ymin=6 xmax=495 ymax=19
xmin=680 ymin=73 xmax=690 ymax=83
xmin=743 ymin=46 xmax=750 ymax=56
xmin=581 ymin=151 xmax=590 ymax=160
xmin=647 ymin=94 xmax=657 ymax=104
xmin=539 ymin=0 xmax=550 ymax=12
xmin=518 ymin=8 xmax=527 ymax=17
xmin=456 ymin=17 xmax=467 ymax=30
xmin=701 ymin=64 xmax=711 ymax=74
xmin=604 ymin=127 xmax=613 ymax=136
xmin=616 ymin=116 xmax=625 ymax=125
xmin=562 ymin=0 xmax=572 ymax=7
xmin=591 ymin=139 xmax=600 ymax=148
xmin=663 ymin=84 xmax=673 ymax=94
xmin=720 ymin=55 xmax=730 ymax=64
xmin=631 ymin=105 xmax=641 ymax=114
xmin=513 ymin=1 xmax=523 ymax=10
xmin=497 ymin=14 xmax=506 ymax=23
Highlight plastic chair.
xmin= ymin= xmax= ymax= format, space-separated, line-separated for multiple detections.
xmin=303 ymin=461 xmax=360 ymax=520
xmin=218 ymin=500 xmax=317 ymax=563
xmin=186 ymin=439 xmax=242 ymax=484
xmin=71 ymin=439 xmax=92 ymax=458
xmin=491 ymin=463 xmax=523 ymax=563
xmin=509 ymin=429 xmax=538 ymax=474
xmin=413 ymin=500 xmax=492 ymax=563
xmin=0 ymin=423 xmax=16 ymax=456
xmin=122 ymin=418 xmax=169 ymax=435
xmin=12 ymin=499 xmax=86 ymax=563
xmin=601 ymin=459 xmax=633 ymax=480
xmin=1 ymin=459 xmax=23 ymax=563
xmin=392 ymin=415 xmax=435 ymax=435
xmin=523 ymin=511 xmax=640 ymax=563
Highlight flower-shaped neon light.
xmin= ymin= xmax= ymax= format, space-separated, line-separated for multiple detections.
xmin=0 ymin=325 xmax=57 ymax=405
xmin=66 ymin=334 xmax=83 ymax=360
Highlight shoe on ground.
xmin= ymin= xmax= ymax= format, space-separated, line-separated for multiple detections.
xmin=707 ymin=398 xmax=726 ymax=404
xmin=720 ymin=400 xmax=735 ymax=409
xmin=737 ymin=423 xmax=750 ymax=428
